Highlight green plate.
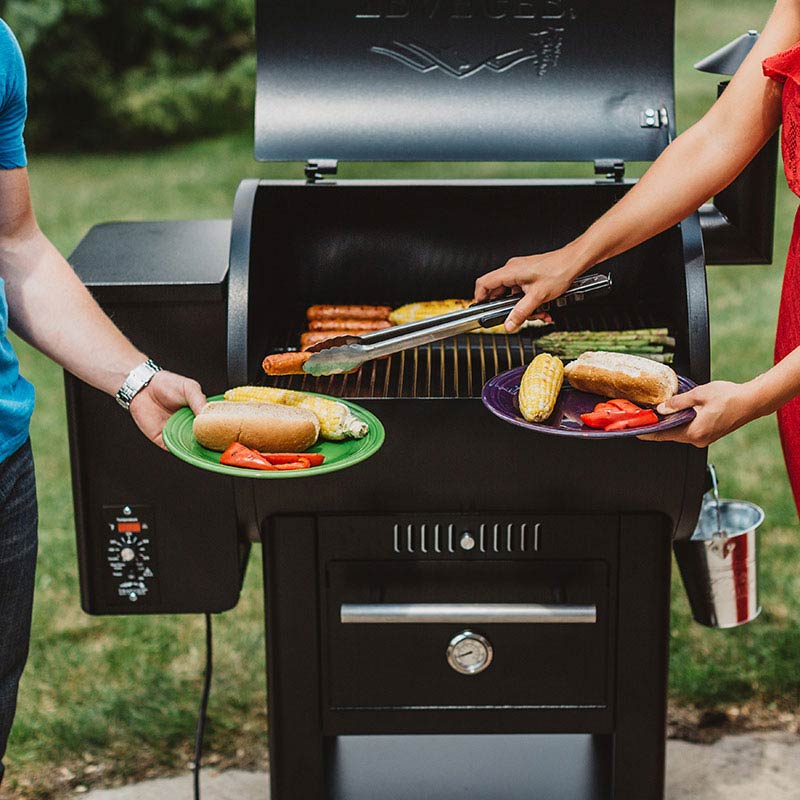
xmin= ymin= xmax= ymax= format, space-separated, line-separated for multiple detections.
xmin=162 ymin=393 xmax=385 ymax=479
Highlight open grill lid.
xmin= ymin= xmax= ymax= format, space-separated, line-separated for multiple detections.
xmin=255 ymin=0 xmax=675 ymax=163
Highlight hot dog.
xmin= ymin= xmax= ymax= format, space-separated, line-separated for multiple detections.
xmin=300 ymin=331 xmax=352 ymax=350
xmin=308 ymin=319 xmax=392 ymax=332
xmin=262 ymin=352 xmax=312 ymax=375
xmin=306 ymin=304 xmax=392 ymax=321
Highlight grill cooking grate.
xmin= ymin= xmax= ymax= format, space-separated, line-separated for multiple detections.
xmin=268 ymin=333 xmax=530 ymax=400
xmin=260 ymin=307 xmax=666 ymax=400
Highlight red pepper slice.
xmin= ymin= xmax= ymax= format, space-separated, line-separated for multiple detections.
xmin=606 ymin=398 xmax=644 ymax=413
xmin=593 ymin=402 xmax=619 ymax=414
xmin=581 ymin=409 xmax=642 ymax=428
xmin=270 ymin=457 xmax=312 ymax=471
xmin=220 ymin=442 xmax=277 ymax=470
xmin=581 ymin=411 xmax=615 ymax=428
xmin=260 ymin=453 xmax=325 ymax=466
xmin=603 ymin=410 xmax=659 ymax=431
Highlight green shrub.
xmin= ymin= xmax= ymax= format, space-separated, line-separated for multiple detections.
xmin=0 ymin=0 xmax=255 ymax=150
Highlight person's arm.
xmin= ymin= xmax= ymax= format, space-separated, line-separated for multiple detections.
xmin=0 ymin=167 xmax=206 ymax=448
xmin=474 ymin=0 xmax=800 ymax=331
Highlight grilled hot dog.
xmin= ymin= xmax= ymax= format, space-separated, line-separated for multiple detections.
xmin=308 ymin=319 xmax=392 ymax=332
xmin=306 ymin=304 xmax=392 ymax=321
xmin=262 ymin=352 xmax=312 ymax=375
xmin=300 ymin=331 xmax=353 ymax=350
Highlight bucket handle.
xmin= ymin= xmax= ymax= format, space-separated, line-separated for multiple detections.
xmin=707 ymin=463 xmax=724 ymax=537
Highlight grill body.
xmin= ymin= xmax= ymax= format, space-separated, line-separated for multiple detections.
xmin=66 ymin=175 xmax=709 ymax=798
xmin=229 ymin=177 xmax=704 ymax=798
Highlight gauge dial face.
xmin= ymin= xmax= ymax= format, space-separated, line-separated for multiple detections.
xmin=446 ymin=631 xmax=493 ymax=675
xmin=107 ymin=532 xmax=153 ymax=581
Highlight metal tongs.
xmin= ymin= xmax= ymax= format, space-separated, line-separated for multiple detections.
xmin=302 ymin=272 xmax=613 ymax=376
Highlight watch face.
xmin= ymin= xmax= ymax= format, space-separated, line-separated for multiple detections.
xmin=447 ymin=631 xmax=493 ymax=675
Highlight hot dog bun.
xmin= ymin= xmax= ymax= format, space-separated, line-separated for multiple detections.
xmin=193 ymin=401 xmax=320 ymax=452
xmin=563 ymin=351 xmax=679 ymax=406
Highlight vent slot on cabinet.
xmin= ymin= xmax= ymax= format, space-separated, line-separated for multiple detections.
xmin=393 ymin=522 xmax=540 ymax=555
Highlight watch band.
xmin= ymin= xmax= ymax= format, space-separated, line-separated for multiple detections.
xmin=115 ymin=359 xmax=162 ymax=411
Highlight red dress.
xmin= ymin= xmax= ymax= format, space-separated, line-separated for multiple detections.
xmin=763 ymin=45 xmax=800 ymax=512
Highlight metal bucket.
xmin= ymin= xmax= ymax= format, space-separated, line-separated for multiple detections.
xmin=674 ymin=468 xmax=764 ymax=629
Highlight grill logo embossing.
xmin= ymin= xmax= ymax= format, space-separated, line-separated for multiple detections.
xmin=357 ymin=1 xmax=576 ymax=78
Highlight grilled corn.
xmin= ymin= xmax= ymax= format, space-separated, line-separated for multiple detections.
xmin=224 ymin=386 xmax=368 ymax=440
xmin=389 ymin=299 xmax=470 ymax=326
xmin=517 ymin=353 xmax=564 ymax=422
xmin=389 ymin=299 xmax=550 ymax=334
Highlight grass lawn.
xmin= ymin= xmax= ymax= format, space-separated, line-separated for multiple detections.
xmin=4 ymin=0 xmax=800 ymax=796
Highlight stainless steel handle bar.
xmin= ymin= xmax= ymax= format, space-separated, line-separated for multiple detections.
xmin=340 ymin=603 xmax=597 ymax=624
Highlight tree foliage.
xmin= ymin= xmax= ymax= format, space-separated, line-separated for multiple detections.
xmin=1 ymin=0 xmax=255 ymax=150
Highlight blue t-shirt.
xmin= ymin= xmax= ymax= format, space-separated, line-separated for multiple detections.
xmin=0 ymin=19 xmax=34 ymax=463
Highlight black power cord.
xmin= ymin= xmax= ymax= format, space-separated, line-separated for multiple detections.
xmin=194 ymin=613 xmax=213 ymax=800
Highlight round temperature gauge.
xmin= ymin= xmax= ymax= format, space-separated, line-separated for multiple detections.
xmin=107 ymin=532 xmax=153 ymax=584
xmin=446 ymin=630 xmax=493 ymax=675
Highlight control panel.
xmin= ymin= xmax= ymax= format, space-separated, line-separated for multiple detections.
xmin=102 ymin=505 xmax=158 ymax=605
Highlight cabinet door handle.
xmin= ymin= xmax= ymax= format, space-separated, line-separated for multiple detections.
xmin=340 ymin=603 xmax=596 ymax=624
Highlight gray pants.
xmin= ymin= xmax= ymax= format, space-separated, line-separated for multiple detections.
xmin=0 ymin=440 xmax=37 ymax=786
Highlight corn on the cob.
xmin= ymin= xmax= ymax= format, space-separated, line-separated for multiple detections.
xmin=389 ymin=299 xmax=471 ymax=326
xmin=517 ymin=353 xmax=564 ymax=422
xmin=224 ymin=386 xmax=368 ymax=440
xmin=389 ymin=299 xmax=551 ymax=334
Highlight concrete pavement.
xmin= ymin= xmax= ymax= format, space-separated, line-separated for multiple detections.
xmin=80 ymin=732 xmax=800 ymax=799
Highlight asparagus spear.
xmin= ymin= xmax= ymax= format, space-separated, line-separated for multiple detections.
xmin=536 ymin=330 xmax=675 ymax=347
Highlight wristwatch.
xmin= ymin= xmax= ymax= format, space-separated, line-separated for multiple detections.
xmin=115 ymin=359 xmax=162 ymax=411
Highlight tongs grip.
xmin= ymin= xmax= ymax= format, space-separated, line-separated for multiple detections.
xmin=476 ymin=272 xmax=613 ymax=329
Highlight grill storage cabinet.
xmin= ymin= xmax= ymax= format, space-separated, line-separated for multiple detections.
xmin=65 ymin=2 xmax=777 ymax=799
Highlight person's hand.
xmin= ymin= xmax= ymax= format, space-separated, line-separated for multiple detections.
xmin=129 ymin=371 xmax=206 ymax=449
xmin=637 ymin=380 xmax=760 ymax=447
xmin=474 ymin=246 xmax=581 ymax=332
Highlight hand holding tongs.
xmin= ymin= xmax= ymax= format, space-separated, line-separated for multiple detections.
xmin=302 ymin=272 xmax=613 ymax=376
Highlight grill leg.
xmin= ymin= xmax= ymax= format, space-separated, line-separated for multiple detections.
xmin=264 ymin=516 xmax=325 ymax=799
xmin=611 ymin=514 xmax=672 ymax=799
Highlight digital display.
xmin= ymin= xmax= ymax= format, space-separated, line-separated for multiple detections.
xmin=117 ymin=521 xmax=141 ymax=533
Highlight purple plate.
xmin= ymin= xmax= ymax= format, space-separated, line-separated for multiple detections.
xmin=482 ymin=366 xmax=697 ymax=438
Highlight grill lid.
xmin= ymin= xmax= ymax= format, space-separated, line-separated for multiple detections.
xmin=255 ymin=0 xmax=675 ymax=163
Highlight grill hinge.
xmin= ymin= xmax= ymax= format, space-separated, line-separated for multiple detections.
xmin=640 ymin=106 xmax=670 ymax=129
xmin=594 ymin=158 xmax=625 ymax=183
xmin=305 ymin=159 xmax=339 ymax=183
